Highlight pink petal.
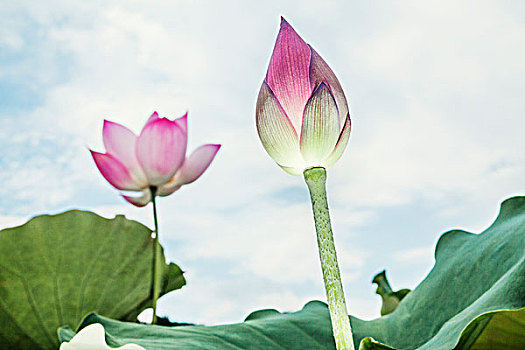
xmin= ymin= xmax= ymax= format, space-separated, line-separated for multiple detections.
xmin=103 ymin=120 xmax=147 ymax=186
xmin=90 ymin=150 xmax=142 ymax=191
xmin=122 ymin=189 xmax=152 ymax=207
xmin=157 ymin=179 xmax=182 ymax=197
xmin=157 ymin=144 xmax=220 ymax=196
xmin=323 ymin=113 xmax=351 ymax=168
xmin=144 ymin=111 xmax=160 ymax=127
xmin=177 ymin=144 xmax=221 ymax=185
xmin=175 ymin=112 xmax=188 ymax=134
xmin=265 ymin=17 xmax=312 ymax=133
xmin=300 ymin=83 xmax=340 ymax=164
xmin=136 ymin=118 xmax=187 ymax=186
xmin=256 ymin=82 xmax=304 ymax=170
xmin=308 ymin=47 xmax=349 ymax=129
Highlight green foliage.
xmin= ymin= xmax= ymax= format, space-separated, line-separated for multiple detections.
xmin=455 ymin=308 xmax=525 ymax=349
xmin=371 ymin=270 xmax=410 ymax=316
xmin=59 ymin=301 xmax=336 ymax=349
xmin=350 ymin=196 xmax=525 ymax=349
xmin=0 ymin=210 xmax=185 ymax=350
xmin=358 ymin=338 xmax=395 ymax=350
xmin=58 ymin=197 xmax=525 ymax=349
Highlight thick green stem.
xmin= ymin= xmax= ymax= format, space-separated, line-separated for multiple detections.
xmin=150 ymin=187 xmax=161 ymax=325
xmin=304 ymin=167 xmax=354 ymax=350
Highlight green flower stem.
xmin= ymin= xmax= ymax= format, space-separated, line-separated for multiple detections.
xmin=150 ymin=186 xmax=161 ymax=325
xmin=304 ymin=167 xmax=354 ymax=350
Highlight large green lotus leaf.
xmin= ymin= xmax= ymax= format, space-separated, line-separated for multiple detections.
xmin=455 ymin=308 xmax=525 ymax=349
xmin=0 ymin=210 xmax=186 ymax=350
xmin=59 ymin=301 xmax=336 ymax=349
xmin=349 ymin=196 xmax=525 ymax=349
xmin=58 ymin=197 xmax=524 ymax=349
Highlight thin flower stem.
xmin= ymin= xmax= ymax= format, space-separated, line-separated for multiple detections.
xmin=304 ymin=167 xmax=354 ymax=350
xmin=150 ymin=186 xmax=161 ymax=325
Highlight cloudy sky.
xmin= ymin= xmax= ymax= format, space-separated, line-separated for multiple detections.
xmin=1 ymin=0 xmax=524 ymax=325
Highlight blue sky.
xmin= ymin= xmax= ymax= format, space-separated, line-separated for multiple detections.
xmin=1 ymin=0 xmax=524 ymax=324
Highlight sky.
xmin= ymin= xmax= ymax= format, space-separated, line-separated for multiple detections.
xmin=0 ymin=0 xmax=524 ymax=325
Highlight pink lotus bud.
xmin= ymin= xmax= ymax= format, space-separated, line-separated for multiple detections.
xmin=256 ymin=18 xmax=351 ymax=175
xmin=90 ymin=112 xmax=221 ymax=206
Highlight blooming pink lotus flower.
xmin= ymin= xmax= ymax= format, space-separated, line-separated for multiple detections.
xmin=256 ymin=18 xmax=351 ymax=175
xmin=90 ymin=111 xmax=220 ymax=207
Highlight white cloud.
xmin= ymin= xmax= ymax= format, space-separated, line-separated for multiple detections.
xmin=0 ymin=214 xmax=27 ymax=229
xmin=393 ymin=245 xmax=435 ymax=265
